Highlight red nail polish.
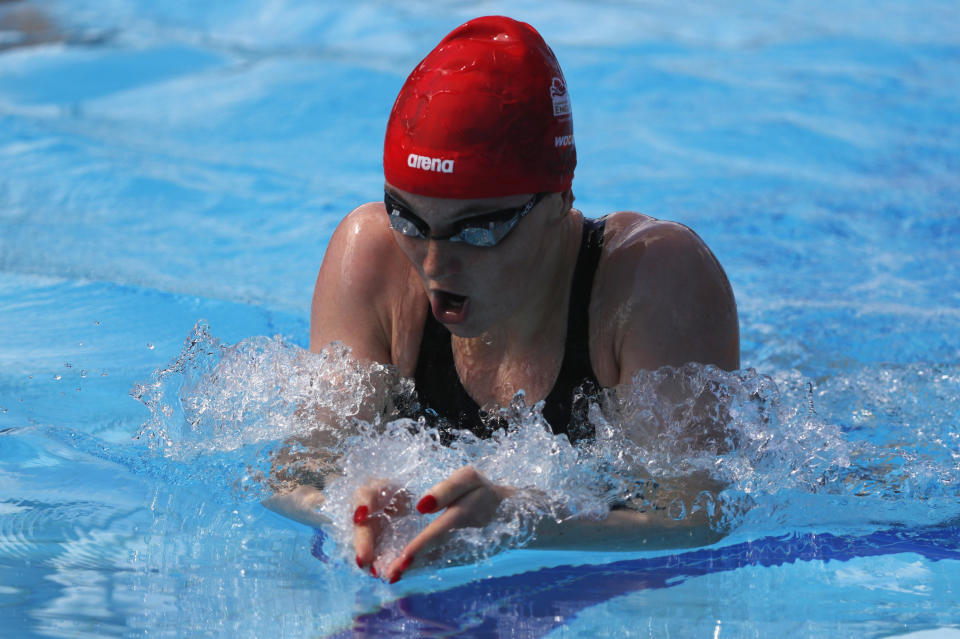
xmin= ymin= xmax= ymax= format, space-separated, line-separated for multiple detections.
xmin=416 ymin=495 xmax=438 ymax=514
xmin=400 ymin=555 xmax=414 ymax=571
xmin=353 ymin=505 xmax=369 ymax=524
xmin=389 ymin=572 xmax=401 ymax=584
xmin=370 ymin=565 xmax=378 ymax=578
xmin=356 ymin=555 xmax=363 ymax=569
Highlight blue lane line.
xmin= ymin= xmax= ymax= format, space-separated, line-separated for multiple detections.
xmin=330 ymin=524 xmax=960 ymax=638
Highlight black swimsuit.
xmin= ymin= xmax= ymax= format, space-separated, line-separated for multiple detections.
xmin=413 ymin=217 xmax=606 ymax=444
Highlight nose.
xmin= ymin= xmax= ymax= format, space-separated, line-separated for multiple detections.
xmin=420 ymin=238 xmax=462 ymax=281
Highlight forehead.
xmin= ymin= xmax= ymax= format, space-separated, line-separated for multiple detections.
xmin=385 ymin=182 xmax=532 ymax=220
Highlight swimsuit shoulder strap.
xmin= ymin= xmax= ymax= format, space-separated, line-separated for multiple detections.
xmin=541 ymin=215 xmax=606 ymax=440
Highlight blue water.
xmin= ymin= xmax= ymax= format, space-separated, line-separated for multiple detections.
xmin=2 ymin=1 xmax=960 ymax=637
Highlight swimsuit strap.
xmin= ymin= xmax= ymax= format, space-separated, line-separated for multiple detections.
xmin=541 ymin=216 xmax=606 ymax=440
xmin=413 ymin=216 xmax=606 ymax=444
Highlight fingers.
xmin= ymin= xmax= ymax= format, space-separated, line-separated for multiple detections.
xmin=388 ymin=482 xmax=507 ymax=583
xmin=352 ymin=482 xmax=380 ymax=572
xmin=384 ymin=504 xmax=457 ymax=583
xmin=354 ymin=467 xmax=506 ymax=583
xmin=353 ymin=505 xmax=378 ymax=573
xmin=353 ymin=481 xmax=412 ymax=575
xmin=399 ymin=501 xmax=470 ymax=565
xmin=416 ymin=466 xmax=487 ymax=514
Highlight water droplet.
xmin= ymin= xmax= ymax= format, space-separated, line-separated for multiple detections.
xmin=80 ymin=370 xmax=87 ymax=378
xmin=94 ymin=321 xmax=101 ymax=326
xmin=101 ymin=372 xmax=108 ymax=377
xmin=78 ymin=342 xmax=84 ymax=347
xmin=147 ymin=343 xmax=155 ymax=350
xmin=64 ymin=363 xmax=72 ymax=368
xmin=53 ymin=375 xmax=62 ymax=381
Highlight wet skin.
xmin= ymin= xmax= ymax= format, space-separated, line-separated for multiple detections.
xmin=295 ymin=184 xmax=739 ymax=582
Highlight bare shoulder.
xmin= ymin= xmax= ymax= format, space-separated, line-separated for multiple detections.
xmin=310 ymin=203 xmax=419 ymax=363
xmin=322 ymin=202 xmax=408 ymax=274
xmin=591 ymin=211 xmax=739 ymax=383
xmin=600 ymin=211 xmax=718 ymax=279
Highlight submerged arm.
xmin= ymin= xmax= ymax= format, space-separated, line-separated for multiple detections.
xmin=380 ymin=465 xmax=723 ymax=583
xmin=262 ymin=485 xmax=329 ymax=528
xmin=528 ymin=507 xmax=722 ymax=551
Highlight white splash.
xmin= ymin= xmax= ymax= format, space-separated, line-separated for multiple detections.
xmin=132 ymin=324 xmax=960 ymax=571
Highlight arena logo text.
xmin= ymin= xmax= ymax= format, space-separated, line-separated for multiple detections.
xmin=407 ymin=153 xmax=455 ymax=173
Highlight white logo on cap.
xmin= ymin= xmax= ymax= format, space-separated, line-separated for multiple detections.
xmin=550 ymin=77 xmax=571 ymax=117
xmin=407 ymin=153 xmax=454 ymax=174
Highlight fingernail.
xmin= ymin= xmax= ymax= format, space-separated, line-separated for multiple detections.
xmin=400 ymin=555 xmax=414 ymax=571
xmin=389 ymin=572 xmax=401 ymax=584
xmin=353 ymin=505 xmax=369 ymax=524
xmin=370 ymin=565 xmax=378 ymax=578
xmin=356 ymin=555 xmax=363 ymax=569
xmin=416 ymin=495 xmax=438 ymax=514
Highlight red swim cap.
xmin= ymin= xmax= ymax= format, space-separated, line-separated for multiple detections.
xmin=384 ymin=16 xmax=576 ymax=199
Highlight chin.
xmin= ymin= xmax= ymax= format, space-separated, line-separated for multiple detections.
xmin=444 ymin=321 xmax=486 ymax=339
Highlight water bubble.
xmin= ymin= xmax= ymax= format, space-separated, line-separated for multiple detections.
xmin=80 ymin=370 xmax=87 ymax=378
xmin=64 ymin=363 xmax=72 ymax=368
xmin=667 ymin=498 xmax=687 ymax=520
xmin=147 ymin=343 xmax=155 ymax=350
xmin=53 ymin=375 xmax=62 ymax=381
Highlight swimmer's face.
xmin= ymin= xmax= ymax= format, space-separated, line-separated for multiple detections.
xmin=384 ymin=183 xmax=565 ymax=337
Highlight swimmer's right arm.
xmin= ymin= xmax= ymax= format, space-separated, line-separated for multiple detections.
xmin=310 ymin=203 xmax=406 ymax=363
xmin=261 ymin=424 xmax=339 ymax=527
xmin=262 ymin=485 xmax=330 ymax=528
xmin=266 ymin=205 xmax=409 ymax=527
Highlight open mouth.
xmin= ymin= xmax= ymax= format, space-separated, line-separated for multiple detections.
xmin=431 ymin=290 xmax=470 ymax=324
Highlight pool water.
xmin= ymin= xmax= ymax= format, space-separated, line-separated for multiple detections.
xmin=2 ymin=1 xmax=959 ymax=637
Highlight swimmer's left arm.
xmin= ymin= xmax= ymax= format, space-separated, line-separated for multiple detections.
xmin=525 ymin=507 xmax=722 ymax=551
xmin=381 ymin=466 xmax=721 ymax=582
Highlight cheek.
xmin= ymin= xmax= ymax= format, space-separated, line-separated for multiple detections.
xmin=394 ymin=234 xmax=426 ymax=267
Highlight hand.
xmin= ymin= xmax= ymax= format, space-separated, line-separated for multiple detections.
xmin=384 ymin=466 xmax=515 ymax=584
xmin=352 ymin=479 xmax=413 ymax=577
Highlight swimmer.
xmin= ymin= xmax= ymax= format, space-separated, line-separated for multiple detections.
xmin=266 ymin=16 xmax=738 ymax=582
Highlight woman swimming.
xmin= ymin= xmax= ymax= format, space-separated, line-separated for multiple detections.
xmin=268 ymin=15 xmax=739 ymax=583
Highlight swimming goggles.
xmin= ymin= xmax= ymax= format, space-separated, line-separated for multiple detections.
xmin=383 ymin=191 xmax=546 ymax=247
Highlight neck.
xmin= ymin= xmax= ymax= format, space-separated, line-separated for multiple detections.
xmin=457 ymin=210 xmax=582 ymax=356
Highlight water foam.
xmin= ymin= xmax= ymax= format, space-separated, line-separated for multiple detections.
xmin=132 ymin=324 xmax=960 ymax=573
